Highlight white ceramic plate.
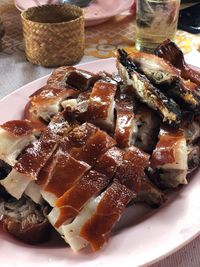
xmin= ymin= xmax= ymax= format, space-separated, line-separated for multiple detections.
xmin=14 ymin=0 xmax=134 ymax=27
xmin=0 ymin=58 xmax=200 ymax=267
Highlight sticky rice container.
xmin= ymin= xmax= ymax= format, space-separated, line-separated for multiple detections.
xmin=21 ymin=4 xmax=85 ymax=67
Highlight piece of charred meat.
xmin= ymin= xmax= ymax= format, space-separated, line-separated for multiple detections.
xmin=0 ymin=197 xmax=52 ymax=245
xmin=117 ymin=49 xmax=181 ymax=128
xmin=128 ymin=51 xmax=200 ymax=111
xmin=155 ymin=39 xmax=200 ymax=86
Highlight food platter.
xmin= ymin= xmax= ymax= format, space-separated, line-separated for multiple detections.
xmin=14 ymin=0 xmax=134 ymax=26
xmin=0 ymin=57 xmax=199 ymax=267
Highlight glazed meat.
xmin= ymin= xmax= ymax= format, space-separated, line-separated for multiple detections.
xmin=117 ymin=49 xmax=181 ymax=127
xmin=24 ymin=85 xmax=78 ymax=130
xmin=0 ymin=112 xmax=72 ymax=200
xmin=114 ymin=96 xmax=137 ymax=148
xmin=151 ymin=127 xmax=188 ymax=188
xmin=0 ymin=120 xmax=36 ymax=166
xmin=87 ymin=81 xmax=117 ymax=131
xmin=62 ymin=180 xmax=134 ymax=252
xmin=0 ymin=43 xmax=199 ymax=251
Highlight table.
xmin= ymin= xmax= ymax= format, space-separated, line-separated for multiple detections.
xmin=0 ymin=1 xmax=200 ymax=266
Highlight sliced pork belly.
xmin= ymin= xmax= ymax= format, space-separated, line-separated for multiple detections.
xmin=135 ymin=105 xmax=161 ymax=153
xmin=155 ymin=39 xmax=200 ymax=86
xmin=41 ymin=151 xmax=90 ymax=206
xmin=129 ymin=51 xmax=200 ymax=111
xmin=52 ymin=170 xmax=110 ymax=228
xmin=79 ymin=180 xmax=134 ymax=251
xmin=61 ymin=196 xmax=101 ymax=251
xmin=0 ymin=120 xmax=36 ymax=166
xmin=24 ymin=85 xmax=78 ymax=130
xmin=114 ymin=97 xmax=137 ymax=149
xmin=61 ymin=181 xmax=134 ymax=252
xmin=70 ymin=129 xmax=116 ymax=166
xmin=0 ymin=112 xmax=71 ymax=199
xmin=115 ymin=146 xmax=149 ymax=191
xmin=151 ymin=127 xmax=188 ymax=188
xmin=65 ymin=69 xmax=101 ymax=91
xmin=47 ymin=66 xmax=75 ymax=89
xmin=94 ymin=147 xmax=124 ymax=179
xmin=115 ymin=146 xmax=164 ymax=207
xmin=117 ymin=49 xmax=181 ymax=128
xmin=87 ymin=81 xmax=117 ymax=131
xmin=60 ymin=122 xmax=98 ymax=153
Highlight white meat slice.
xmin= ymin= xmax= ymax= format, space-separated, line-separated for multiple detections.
xmin=0 ymin=120 xmax=36 ymax=166
xmin=87 ymin=81 xmax=117 ymax=131
xmin=151 ymin=128 xmax=188 ymax=187
xmin=25 ymin=181 xmax=43 ymax=204
xmin=61 ymin=196 xmax=102 ymax=252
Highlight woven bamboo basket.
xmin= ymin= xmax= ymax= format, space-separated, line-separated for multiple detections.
xmin=21 ymin=4 xmax=85 ymax=67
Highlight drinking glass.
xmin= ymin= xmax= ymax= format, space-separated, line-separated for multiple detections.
xmin=135 ymin=0 xmax=181 ymax=53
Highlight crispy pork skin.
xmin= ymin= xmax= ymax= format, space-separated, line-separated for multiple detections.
xmin=79 ymin=181 xmax=134 ymax=251
xmin=0 ymin=120 xmax=36 ymax=166
xmin=53 ymin=170 xmax=110 ymax=227
xmin=151 ymin=127 xmax=188 ymax=188
xmin=114 ymin=97 xmax=137 ymax=148
xmin=47 ymin=66 xmax=75 ymax=89
xmin=24 ymin=85 xmax=78 ymax=126
xmin=0 ymin=112 xmax=72 ymax=199
xmin=87 ymin=81 xmax=117 ymax=131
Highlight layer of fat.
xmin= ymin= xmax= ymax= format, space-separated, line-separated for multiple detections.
xmin=47 ymin=207 xmax=71 ymax=235
xmin=61 ymin=195 xmax=102 ymax=252
xmin=61 ymin=99 xmax=78 ymax=110
xmin=0 ymin=128 xmax=35 ymax=166
xmin=0 ymin=169 xmax=33 ymax=199
xmin=25 ymin=181 xmax=43 ymax=204
xmin=35 ymin=99 xmax=61 ymax=122
xmin=159 ymin=138 xmax=188 ymax=171
xmin=40 ymin=189 xmax=57 ymax=207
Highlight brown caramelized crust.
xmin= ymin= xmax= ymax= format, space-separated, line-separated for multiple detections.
xmin=44 ymin=153 xmax=89 ymax=198
xmin=29 ymin=85 xmax=78 ymax=99
xmin=151 ymin=128 xmax=184 ymax=168
xmin=23 ymin=101 xmax=47 ymax=132
xmin=15 ymin=112 xmax=71 ymax=177
xmin=47 ymin=66 xmax=76 ymax=89
xmin=94 ymin=147 xmax=124 ymax=179
xmin=65 ymin=69 xmax=101 ymax=91
xmin=14 ymin=139 xmax=58 ymax=177
xmin=62 ymin=123 xmax=98 ymax=152
xmin=54 ymin=170 xmax=110 ymax=227
xmin=70 ymin=129 xmax=116 ymax=166
xmin=1 ymin=120 xmax=34 ymax=137
xmin=80 ymin=180 xmax=134 ymax=251
xmin=114 ymin=98 xmax=135 ymax=148
xmin=87 ymin=81 xmax=117 ymax=129
xmin=115 ymin=146 xmax=149 ymax=192
xmin=36 ymin=150 xmax=57 ymax=186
